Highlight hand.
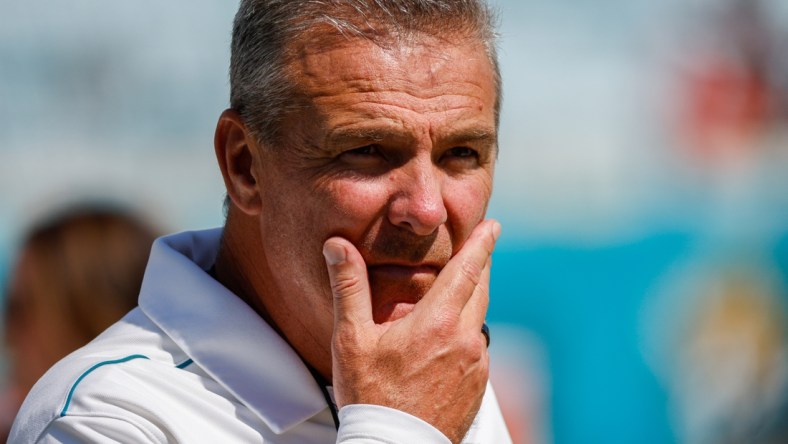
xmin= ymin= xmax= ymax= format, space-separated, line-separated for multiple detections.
xmin=323 ymin=219 xmax=500 ymax=443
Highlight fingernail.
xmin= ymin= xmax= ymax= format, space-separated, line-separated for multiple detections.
xmin=491 ymin=221 xmax=501 ymax=242
xmin=323 ymin=242 xmax=346 ymax=266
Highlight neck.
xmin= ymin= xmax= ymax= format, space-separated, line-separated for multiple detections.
xmin=214 ymin=208 xmax=333 ymax=380
xmin=214 ymin=211 xmax=273 ymax=328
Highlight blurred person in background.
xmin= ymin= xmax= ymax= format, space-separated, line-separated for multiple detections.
xmin=0 ymin=205 xmax=160 ymax=440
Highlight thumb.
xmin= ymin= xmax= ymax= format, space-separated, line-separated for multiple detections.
xmin=323 ymin=237 xmax=373 ymax=328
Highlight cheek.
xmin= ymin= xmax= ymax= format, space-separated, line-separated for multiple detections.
xmin=444 ymin=176 xmax=492 ymax=243
xmin=317 ymin=179 xmax=391 ymax=238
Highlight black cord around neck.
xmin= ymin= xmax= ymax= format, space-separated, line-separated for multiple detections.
xmin=306 ymin=365 xmax=340 ymax=430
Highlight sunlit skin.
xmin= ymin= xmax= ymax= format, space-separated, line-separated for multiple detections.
xmin=214 ymin=32 xmax=497 ymax=382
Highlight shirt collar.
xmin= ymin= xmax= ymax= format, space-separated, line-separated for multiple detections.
xmin=138 ymin=228 xmax=328 ymax=434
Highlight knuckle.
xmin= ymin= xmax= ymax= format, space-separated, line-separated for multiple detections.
xmin=459 ymin=257 xmax=483 ymax=287
xmin=428 ymin=311 xmax=459 ymax=340
xmin=462 ymin=334 xmax=485 ymax=362
xmin=455 ymin=327 xmax=488 ymax=360
xmin=331 ymin=273 xmax=363 ymax=297
xmin=433 ymin=310 xmax=456 ymax=330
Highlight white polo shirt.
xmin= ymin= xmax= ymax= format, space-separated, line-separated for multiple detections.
xmin=9 ymin=229 xmax=511 ymax=443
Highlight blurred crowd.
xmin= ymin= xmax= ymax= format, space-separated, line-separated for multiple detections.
xmin=676 ymin=0 xmax=788 ymax=166
xmin=647 ymin=0 xmax=788 ymax=442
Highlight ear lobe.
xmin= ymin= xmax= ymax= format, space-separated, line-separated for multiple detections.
xmin=214 ymin=109 xmax=263 ymax=216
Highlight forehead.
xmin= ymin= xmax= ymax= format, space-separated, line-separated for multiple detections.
xmin=284 ymin=33 xmax=497 ymax=134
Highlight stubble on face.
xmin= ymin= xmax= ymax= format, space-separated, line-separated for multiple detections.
xmin=357 ymin=219 xmax=455 ymax=322
xmin=256 ymin=31 xmax=496 ymax=331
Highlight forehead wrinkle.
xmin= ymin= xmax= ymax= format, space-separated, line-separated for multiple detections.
xmin=294 ymin=40 xmax=492 ymax=102
xmin=306 ymin=76 xmax=490 ymax=103
xmin=312 ymin=92 xmax=487 ymax=124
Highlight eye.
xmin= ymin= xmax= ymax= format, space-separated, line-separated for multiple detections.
xmin=338 ymin=144 xmax=386 ymax=169
xmin=346 ymin=145 xmax=378 ymax=156
xmin=445 ymin=147 xmax=478 ymax=159
xmin=439 ymin=146 xmax=482 ymax=172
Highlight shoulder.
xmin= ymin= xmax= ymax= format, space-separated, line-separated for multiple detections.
xmin=8 ymin=308 xmax=193 ymax=443
xmin=9 ymin=307 xmax=269 ymax=443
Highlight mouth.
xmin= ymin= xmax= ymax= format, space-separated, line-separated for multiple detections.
xmin=366 ymin=264 xmax=440 ymax=280
xmin=365 ymin=263 xmax=441 ymax=323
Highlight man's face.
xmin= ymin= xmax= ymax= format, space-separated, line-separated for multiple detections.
xmin=251 ymin=33 xmax=497 ymax=335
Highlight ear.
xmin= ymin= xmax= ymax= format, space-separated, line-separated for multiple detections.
xmin=214 ymin=109 xmax=263 ymax=216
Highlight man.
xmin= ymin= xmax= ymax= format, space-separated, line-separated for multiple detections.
xmin=10 ymin=0 xmax=511 ymax=442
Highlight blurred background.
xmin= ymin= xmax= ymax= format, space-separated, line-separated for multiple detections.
xmin=2 ymin=0 xmax=788 ymax=442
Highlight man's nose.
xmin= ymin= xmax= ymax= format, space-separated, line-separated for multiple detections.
xmin=387 ymin=161 xmax=448 ymax=236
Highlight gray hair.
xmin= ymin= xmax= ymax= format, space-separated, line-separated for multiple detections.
xmin=229 ymin=0 xmax=501 ymax=144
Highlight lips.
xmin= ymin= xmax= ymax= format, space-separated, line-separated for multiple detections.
xmin=366 ymin=264 xmax=439 ymax=279
xmin=366 ymin=263 xmax=440 ymax=323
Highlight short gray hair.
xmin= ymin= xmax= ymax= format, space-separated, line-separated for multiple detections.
xmin=229 ymin=0 xmax=501 ymax=144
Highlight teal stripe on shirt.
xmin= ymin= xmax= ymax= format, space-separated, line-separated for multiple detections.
xmin=60 ymin=354 xmax=150 ymax=417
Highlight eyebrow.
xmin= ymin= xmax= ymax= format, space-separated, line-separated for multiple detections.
xmin=440 ymin=127 xmax=497 ymax=148
xmin=325 ymin=127 xmax=406 ymax=147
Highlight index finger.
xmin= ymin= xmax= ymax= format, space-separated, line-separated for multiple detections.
xmin=417 ymin=219 xmax=500 ymax=315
